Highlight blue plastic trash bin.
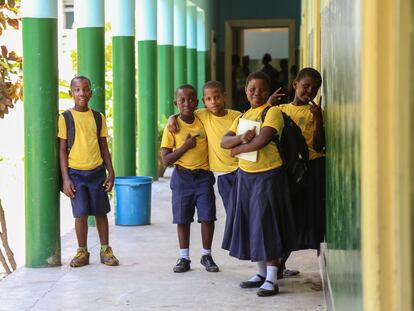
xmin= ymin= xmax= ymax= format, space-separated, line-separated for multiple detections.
xmin=114 ymin=176 xmax=153 ymax=225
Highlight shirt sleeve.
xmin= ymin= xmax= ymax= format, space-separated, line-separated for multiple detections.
xmin=228 ymin=115 xmax=240 ymax=134
xmin=262 ymin=106 xmax=284 ymax=135
xmin=160 ymin=126 xmax=175 ymax=149
xmin=57 ymin=114 xmax=67 ymax=139
xmin=100 ymin=113 xmax=108 ymax=137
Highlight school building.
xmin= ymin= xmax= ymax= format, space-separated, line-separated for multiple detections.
xmin=17 ymin=0 xmax=414 ymax=310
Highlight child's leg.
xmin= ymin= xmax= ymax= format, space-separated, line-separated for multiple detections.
xmin=201 ymin=221 xmax=214 ymax=250
xmin=257 ymin=260 xmax=280 ymax=296
xmin=177 ymin=224 xmax=190 ymax=250
xmin=95 ymin=214 xmax=109 ymax=245
xmin=75 ymin=215 xmax=88 ymax=247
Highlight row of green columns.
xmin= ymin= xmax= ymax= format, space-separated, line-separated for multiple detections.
xmin=197 ymin=9 xmax=206 ymax=102
xmin=137 ymin=0 xmax=158 ymax=179
xmin=113 ymin=0 xmax=136 ymax=177
xmin=173 ymin=0 xmax=187 ymax=91
xmin=22 ymin=0 xmax=60 ymax=267
xmin=75 ymin=0 xmax=105 ymax=226
xmin=157 ymin=0 xmax=174 ymax=122
xmin=186 ymin=4 xmax=197 ymax=91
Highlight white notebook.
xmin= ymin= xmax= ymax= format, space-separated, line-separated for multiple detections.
xmin=236 ymin=118 xmax=261 ymax=162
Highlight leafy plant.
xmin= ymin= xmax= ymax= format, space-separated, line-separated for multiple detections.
xmin=0 ymin=0 xmax=22 ymax=119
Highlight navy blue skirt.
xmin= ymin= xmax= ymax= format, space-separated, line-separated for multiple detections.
xmin=222 ymin=167 xmax=297 ymax=261
xmin=290 ymin=157 xmax=325 ymax=249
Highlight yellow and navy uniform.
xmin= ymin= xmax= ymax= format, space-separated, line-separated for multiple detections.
xmin=229 ymin=103 xmax=284 ymax=173
xmin=195 ymin=108 xmax=241 ymax=173
xmin=280 ymin=103 xmax=324 ymax=160
xmin=58 ymin=108 xmax=108 ymax=170
xmin=161 ymin=115 xmax=209 ymax=170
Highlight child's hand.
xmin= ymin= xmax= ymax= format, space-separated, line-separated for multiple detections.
xmin=63 ymin=178 xmax=76 ymax=199
xmin=167 ymin=115 xmax=180 ymax=133
xmin=309 ymin=96 xmax=323 ymax=121
xmin=230 ymin=146 xmax=241 ymax=157
xmin=103 ymin=173 xmax=115 ymax=192
xmin=268 ymin=87 xmax=286 ymax=105
xmin=183 ymin=133 xmax=199 ymax=149
xmin=241 ymin=127 xmax=256 ymax=144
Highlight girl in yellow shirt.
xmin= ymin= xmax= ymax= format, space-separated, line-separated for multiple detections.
xmin=221 ymin=71 xmax=296 ymax=297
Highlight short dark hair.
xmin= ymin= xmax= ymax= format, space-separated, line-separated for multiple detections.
xmin=70 ymin=75 xmax=91 ymax=88
xmin=296 ymin=67 xmax=322 ymax=87
xmin=245 ymin=71 xmax=271 ymax=89
xmin=175 ymin=84 xmax=197 ymax=96
xmin=202 ymin=80 xmax=224 ymax=94
xmin=262 ymin=53 xmax=271 ymax=64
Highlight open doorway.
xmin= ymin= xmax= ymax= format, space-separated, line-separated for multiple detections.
xmin=225 ymin=19 xmax=296 ymax=110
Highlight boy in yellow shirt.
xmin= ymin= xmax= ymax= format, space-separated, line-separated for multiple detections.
xmin=168 ymin=81 xmax=241 ymax=212
xmin=58 ymin=75 xmax=119 ymax=267
xmin=161 ymin=84 xmax=219 ymax=273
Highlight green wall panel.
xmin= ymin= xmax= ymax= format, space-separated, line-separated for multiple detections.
xmin=321 ymin=0 xmax=362 ymax=310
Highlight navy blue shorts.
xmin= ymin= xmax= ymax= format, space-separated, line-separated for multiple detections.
xmin=68 ymin=165 xmax=111 ymax=218
xmin=170 ymin=167 xmax=216 ymax=224
xmin=217 ymin=170 xmax=237 ymax=213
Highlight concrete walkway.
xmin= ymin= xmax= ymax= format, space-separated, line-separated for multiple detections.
xmin=0 ymin=170 xmax=326 ymax=311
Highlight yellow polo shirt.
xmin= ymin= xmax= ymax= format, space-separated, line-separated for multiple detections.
xmin=195 ymin=108 xmax=241 ymax=173
xmin=229 ymin=103 xmax=284 ymax=173
xmin=160 ymin=116 xmax=209 ymax=170
xmin=280 ymin=103 xmax=324 ymax=160
xmin=58 ymin=109 xmax=108 ymax=170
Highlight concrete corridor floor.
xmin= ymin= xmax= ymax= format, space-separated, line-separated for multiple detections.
xmin=0 ymin=170 xmax=326 ymax=311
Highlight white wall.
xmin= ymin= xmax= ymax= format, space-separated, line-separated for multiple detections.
xmin=244 ymin=29 xmax=288 ymax=60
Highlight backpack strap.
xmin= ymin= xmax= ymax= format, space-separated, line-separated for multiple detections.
xmin=91 ymin=109 xmax=103 ymax=139
xmin=260 ymin=106 xmax=284 ymax=159
xmin=62 ymin=110 xmax=75 ymax=155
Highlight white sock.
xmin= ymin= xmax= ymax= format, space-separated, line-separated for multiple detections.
xmin=247 ymin=261 xmax=267 ymax=282
xmin=179 ymin=248 xmax=190 ymax=260
xmin=260 ymin=266 xmax=278 ymax=290
xmin=201 ymin=248 xmax=211 ymax=256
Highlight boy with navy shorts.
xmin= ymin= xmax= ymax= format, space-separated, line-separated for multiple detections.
xmin=58 ymin=75 xmax=119 ymax=267
xmin=160 ymin=84 xmax=219 ymax=273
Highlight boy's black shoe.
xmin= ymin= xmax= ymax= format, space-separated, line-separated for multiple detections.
xmin=200 ymin=255 xmax=219 ymax=272
xmin=173 ymin=258 xmax=191 ymax=273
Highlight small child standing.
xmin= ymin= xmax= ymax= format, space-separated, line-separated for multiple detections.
xmin=161 ymin=84 xmax=219 ymax=273
xmin=167 ymin=80 xmax=241 ymax=212
xmin=221 ymin=72 xmax=296 ymax=297
xmin=58 ymin=75 xmax=119 ymax=267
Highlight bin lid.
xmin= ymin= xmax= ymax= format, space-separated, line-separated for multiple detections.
xmin=114 ymin=176 xmax=153 ymax=185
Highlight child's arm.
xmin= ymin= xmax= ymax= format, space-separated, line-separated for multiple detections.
xmin=221 ymin=130 xmax=256 ymax=149
xmin=230 ymin=126 xmax=276 ymax=157
xmin=310 ymin=97 xmax=325 ymax=152
xmin=167 ymin=114 xmax=180 ymax=133
xmin=98 ymin=137 xmax=115 ymax=192
xmin=59 ymin=138 xmax=76 ymax=198
xmin=161 ymin=133 xmax=198 ymax=166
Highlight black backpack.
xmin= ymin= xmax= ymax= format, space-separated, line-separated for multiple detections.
xmin=59 ymin=109 xmax=102 ymax=191
xmin=261 ymin=106 xmax=309 ymax=193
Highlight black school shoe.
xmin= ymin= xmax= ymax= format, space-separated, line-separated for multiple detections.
xmin=240 ymin=274 xmax=266 ymax=288
xmin=257 ymin=281 xmax=279 ymax=297
xmin=173 ymin=258 xmax=191 ymax=273
xmin=200 ymin=255 xmax=219 ymax=272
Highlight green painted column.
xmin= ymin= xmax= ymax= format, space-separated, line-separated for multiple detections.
xmin=196 ymin=9 xmax=206 ymax=104
xmin=174 ymin=0 xmax=187 ymax=90
xmin=157 ymin=0 xmax=174 ymax=122
xmin=186 ymin=3 xmax=197 ymax=89
xmin=22 ymin=0 xmax=60 ymax=267
xmin=137 ymin=0 xmax=158 ymax=179
xmin=75 ymin=0 xmax=105 ymax=226
xmin=75 ymin=0 xmax=105 ymax=113
xmin=112 ymin=0 xmax=136 ymax=177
